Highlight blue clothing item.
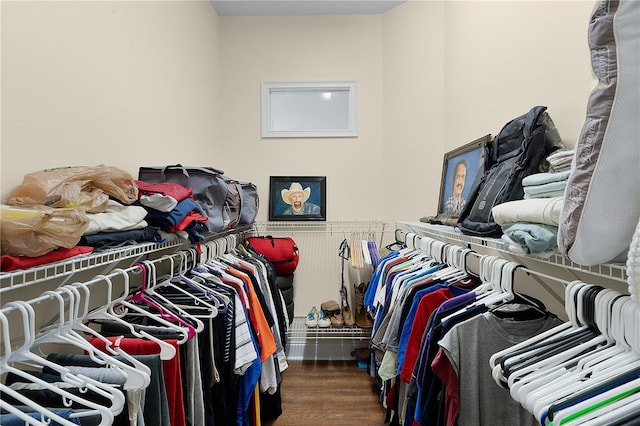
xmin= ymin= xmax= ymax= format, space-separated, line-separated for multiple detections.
xmin=397 ymin=283 xmax=471 ymax=379
xmin=364 ymin=252 xmax=399 ymax=311
xmin=502 ymin=222 xmax=559 ymax=254
xmin=80 ymin=227 xmax=160 ymax=247
xmin=377 ymin=265 xmax=442 ymax=344
xmin=184 ymin=221 xmax=207 ymax=243
xmin=236 ymin=336 xmax=262 ymax=426
xmin=372 ymin=267 xmax=421 ymax=334
xmin=144 ymin=198 xmax=205 ymax=228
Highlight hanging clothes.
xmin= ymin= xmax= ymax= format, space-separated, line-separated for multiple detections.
xmin=367 ymin=234 xmax=564 ymax=426
xmin=0 ymin=233 xmax=290 ymax=426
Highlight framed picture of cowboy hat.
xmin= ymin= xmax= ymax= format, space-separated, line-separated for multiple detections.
xmin=269 ymin=176 xmax=327 ymax=221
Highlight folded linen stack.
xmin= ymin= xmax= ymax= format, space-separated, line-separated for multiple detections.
xmin=80 ymin=199 xmax=159 ymax=248
xmin=492 ymin=196 xmax=564 ymax=256
xmin=545 ymin=148 xmax=574 ymax=173
xmin=522 ymin=169 xmax=570 ymax=200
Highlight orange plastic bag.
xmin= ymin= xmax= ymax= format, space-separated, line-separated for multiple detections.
xmin=7 ymin=165 xmax=138 ymax=213
xmin=1 ymin=205 xmax=90 ymax=257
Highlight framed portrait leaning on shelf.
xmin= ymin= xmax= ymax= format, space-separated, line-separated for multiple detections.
xmin=421 ymin=134 xmax=490 ymax=225
xmin=269 ymin=176 xmax=326 ymax=221
xmin=438 ymin=135 xmax=490 ymax=220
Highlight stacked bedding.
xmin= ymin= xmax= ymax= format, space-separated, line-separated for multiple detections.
xmin=492 ymin=150 xmax=574 ymax=256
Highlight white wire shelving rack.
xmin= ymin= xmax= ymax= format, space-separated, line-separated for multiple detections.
xmin=288 ymin=316 xmax=372 ymax=341
xmin=0 ymin=225 xmax=255 ymax=294
xmin=397 ymin=221 xmax=628 ymax=284
xmin=254 ymin=220 xmax=389 ymax=246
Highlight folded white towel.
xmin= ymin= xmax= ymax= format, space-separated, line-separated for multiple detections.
xmin=546 ymin=149 xmax=574 ymax=162
xmin=84 ymin=200 xmax=148 ymax=235
xmin=492 ymin=196 xmax=564 ymax=226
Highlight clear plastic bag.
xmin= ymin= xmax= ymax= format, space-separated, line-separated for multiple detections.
xmin=1 ymin=205 xmax=90 ymax=257
xmin=7 ymin=165 xmax=138 ymax=213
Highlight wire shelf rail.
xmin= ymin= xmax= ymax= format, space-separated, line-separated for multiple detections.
xmin=398 ymin=221 xmax=628 ymax=284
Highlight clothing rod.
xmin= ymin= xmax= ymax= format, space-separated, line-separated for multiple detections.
xmin=394 ymin=228 xmax=572 ymax=286
xmin=0 ymin=231 xmax=244 ymax=315
xmin=0 ymin=266 xmax=137 ymax=315
xmin=464 ymin=250 xmax=572 ymax=286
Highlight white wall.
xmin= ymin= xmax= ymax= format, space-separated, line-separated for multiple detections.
xmin=218 ymin=14 xmax=386 ymax=222
xmin=1 ymin=0 xmax=222 ymax=198
xmin=441 ymin=1 xmax=595 ymax=148
xmin=381 ymin=0 xmax=595 ymax=222
xmin=1 ymin=0 xmax=596 ymax=221
xmin=382 ymin=1 xmax=446 ymax=222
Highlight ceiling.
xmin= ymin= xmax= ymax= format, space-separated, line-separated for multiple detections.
xmin=210 ymin=0 xmax=406 ymax=16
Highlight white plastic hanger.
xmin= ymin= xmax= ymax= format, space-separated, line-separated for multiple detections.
xmin=64 ymin=282 xmax=152 ymax=390
xmin=33 ymin=288 xmax=113 ymax=366
xmin=489 ymin=282 xmax=584 ymax=370
xmin=15 ymin=298 xmax=126 ymax=417
xmin=162 ymin=253 xmax=222 ymax=315
xmin=0 ymin=311 xmax=81 ymax=426
xmin=527 ymin=294 xmax=639 ymax=420
xmin=117 ymin=264 xmax=196 ymax=341
xmin=565 ymin=301 xmax=640 ymax=425
xmin=138 ymin=259 xmax=209 ymax=329
xmin=574 ymin=390 xmax=640 ymax=426
xmin=0 ymin=396 xmax=59 ymax=426
xmin=1 ymin=301 xmax=120 ymax=425
xmin=552 ymin=377 xmax=640 ymax=426
xmin=472 ymin=255 xmax=504 ymax=298
xmin=502 ymin=284 xmax=591 ymax=404
xmin=85 ymin=271 xmax=179 ymax=358
xmin=501 ymin=285 xmax=590 ymax=394
xmin=109 ymin=268 xmax=193 ymax=342
xmin=0 ymin=382 xmax=80 ymax=426
xmin=503 ymin=289 xmax=621 ymax=400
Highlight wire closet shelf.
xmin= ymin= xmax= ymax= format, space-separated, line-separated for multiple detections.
xmin=0 ymin=225 xmax=254 ymax=293
xmin=398 ymin=221 xmax=628 ymax=284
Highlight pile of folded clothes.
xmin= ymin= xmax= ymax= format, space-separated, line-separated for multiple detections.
xmin=135 ymin=180 xmax=209 ymax=244
xmin=545 ymin=148 xmax=574 ymax=173
xmin=522 ymin=169 xmax=570 ymax=200
xmin=491 ymin=149 xmax=575 ymax=256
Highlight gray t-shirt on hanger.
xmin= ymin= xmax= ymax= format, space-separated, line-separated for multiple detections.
xmin=439 ymin=311 xmax=563 ymax=426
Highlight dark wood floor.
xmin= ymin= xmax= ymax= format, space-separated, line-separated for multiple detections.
xmin=264 ymin=360 xmax=387 ymax=425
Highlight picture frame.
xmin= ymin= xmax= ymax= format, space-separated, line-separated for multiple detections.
xmin=269 ymin=176 xmax=327 ymax=221
xmin=436 ymin=134 xmax=491 ymax=219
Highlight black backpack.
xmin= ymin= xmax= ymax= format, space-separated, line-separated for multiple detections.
xmin=456 ymin=106 xmax=564 ymax=237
